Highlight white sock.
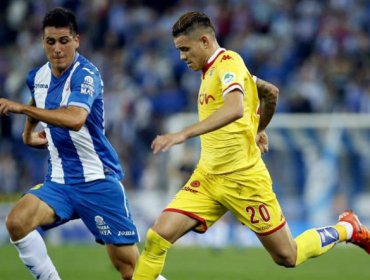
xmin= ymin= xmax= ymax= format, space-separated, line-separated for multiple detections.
xmin=337 ymin=221 xmax=354 ymax=240
xmin=11 ymin=230 xmax=61 ymax=280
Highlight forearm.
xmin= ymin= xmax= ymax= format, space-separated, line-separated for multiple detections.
xmin=256 ymin=77 xmax=279 ymax=132
xmin=23 ymin=99 xmax=38 ymax=141
xmin=23 ymin=117 xmax=39 ymax=142
xmin=151 ymin=91 xmax=244 ymax=154
xmin=182 ymin=91 xmax=244 ymax=139
xmin=22 ymin=107 xmax=48 ymax=148
xmin=21 ymin=105 xmax=87 ymax=131
xmin=183 ymin=105 xmax=241 ymax=139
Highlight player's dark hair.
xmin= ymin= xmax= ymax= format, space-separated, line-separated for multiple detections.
xmin=172 ymin=12 xmax=215 ymax=38
xmin=42 ymin=7 xmax=78 ymax=35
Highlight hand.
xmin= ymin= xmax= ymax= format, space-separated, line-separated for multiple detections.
xmin=256 ymin=130 xmax=269 ymax=154
xmin=23 ymin=130 xmax=48 ymax=148
xmin=151 ymin=132 xmax=187 ymax=154
xmin=0 ymin=98 xmax=24 ymax=115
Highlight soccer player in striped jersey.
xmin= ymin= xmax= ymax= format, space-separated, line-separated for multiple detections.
xmin=132 ymin=12 xmax=370 ymax=279
xmin=0 ymin=7 xmax=144 ymax=280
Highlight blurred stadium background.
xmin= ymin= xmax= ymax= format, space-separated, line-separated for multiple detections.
xmin=0 ymin=0 xmax=369 ymax=276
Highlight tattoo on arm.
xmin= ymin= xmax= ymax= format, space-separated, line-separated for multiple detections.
xmin=256 ymin=77 xmax=279 ymax=132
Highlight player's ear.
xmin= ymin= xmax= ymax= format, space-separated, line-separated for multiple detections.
xmin=200 ymin=35 xmax=209 ymax=49
xmin=74 ymin=34 xmax=80 ymax=49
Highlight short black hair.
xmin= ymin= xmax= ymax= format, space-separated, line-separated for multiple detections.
xmin=42 ymin=7 xmax=78 ymax=35
xmin=172 ymin=12 xmax=215 ymax=38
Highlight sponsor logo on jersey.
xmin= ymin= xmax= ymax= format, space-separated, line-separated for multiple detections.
xmin=182 ymin=186 xmax=198 ymax=193
xmin=222 ymin=72 xmax=236 ymax=85
xmin=118 ymin=230 xmax=136 ymax=236
xmin=95 ymin=215 xmax=112 ymax=236
xmin=81 ymin=75 xmax=95 ymax=96
xmin=199 ymin=93 xmax=215 ymax=105
xmin=317 ymin=227 xmax=339 ymax=247
xmin=220 ymin=55 xmax=233 ymax=62
xmin=34 ymin=83 xmax=49 ymax=89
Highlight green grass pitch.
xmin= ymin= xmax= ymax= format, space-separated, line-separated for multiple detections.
xmin=0 ymin=244 xmax=369 ymax=279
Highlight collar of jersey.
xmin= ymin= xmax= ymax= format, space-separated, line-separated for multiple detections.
xmin=202 ymin=48 xmax=226 ymax=75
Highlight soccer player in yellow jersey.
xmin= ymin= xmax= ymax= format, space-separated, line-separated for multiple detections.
xmin=133 ymin=11 xmax=370 ymax=279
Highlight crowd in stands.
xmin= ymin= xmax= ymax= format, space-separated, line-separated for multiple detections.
xmin=0 ymin=0 xmax=369 ymax=193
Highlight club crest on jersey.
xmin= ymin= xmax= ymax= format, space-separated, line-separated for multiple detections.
xmin=222 ymin=72 xmax=236 ymax=85
xmin=95 ymin=215 xmax=112 ymax=236
xmin=209 ymin=67 xmax=215 ymax=77
xmin=81 ymin=75 xmax=95 ymax=96
xmin=190 ymin=180 xmax=200 ymax=187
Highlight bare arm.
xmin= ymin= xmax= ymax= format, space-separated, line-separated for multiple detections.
xmin=182 ymin=90 xmax=243 ymax=138
xmin=256 ymin=77 xmax=279 ymax=132
xmin=22 ymin=105 xmax=88 ymax=131
xmin=151 ymin=90 xmax=244 ymax=154
xmin=253 ymin=77 xmax=279 ymax=153
xmin=0 ymin=98 xmax=88 ymax=131
xmin=21 ymin=99 xmax=48 ymax=148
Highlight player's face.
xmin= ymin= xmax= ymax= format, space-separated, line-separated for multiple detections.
xmin=43 ymin=26 xmax=79 ymax=77
xmin=174 ymin=34 xmax=208 ymax=71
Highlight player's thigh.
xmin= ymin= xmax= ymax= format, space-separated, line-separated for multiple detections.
xmin=257 ymin=223 xmax=297 ymax=262
xmin=6 ymin=192 xmax=56 ymax=235
xmin=152 ymin=211 xmax=199 ymax=243
xmin=223 ymin=167 xmax=285 ymax=235
xmin=164 ymin=168 xmax=227 ymax=237
xmin=221 ymin=167 xmax=296 ymax=260
xmin=105 ymin=243 xmax=139 ymax=271
xmin=27 ymin=181 xmax=75 ymax=227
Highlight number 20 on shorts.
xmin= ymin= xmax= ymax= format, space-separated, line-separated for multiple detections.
xmin=246 ymin=204 xmax=271 ymax=224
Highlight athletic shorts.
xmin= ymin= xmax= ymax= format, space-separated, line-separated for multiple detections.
xmin=165 ymin=159 xmax=286 ymax=235
xmin=28 ymin=175 xmax=140 ymax=245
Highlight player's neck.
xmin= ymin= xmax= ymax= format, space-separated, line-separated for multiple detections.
xmin=205 ymin=42 xmax=221 ymax=62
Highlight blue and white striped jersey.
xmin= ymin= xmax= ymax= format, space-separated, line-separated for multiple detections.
xmin=26 ymin=53 xmax=124 ymax=184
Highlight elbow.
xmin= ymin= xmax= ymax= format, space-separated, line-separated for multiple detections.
xmin=232 ymin=106 xmax=244 ymax=121
xmin=68 ymin=122 xmax=84 ymax=131
xmin=272 ymin=86 xmax=279 ymax=101
xmin=235 ymin=109 xmax=244 ymax=120
xmin=67 ymin=118 xmax=85 ymax=131
xmin=22 ymin=133 xmax=30 ymax=145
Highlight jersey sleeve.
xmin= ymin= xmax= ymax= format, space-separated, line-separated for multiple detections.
xmin=217 ymin=51 xmax=247 ymax=97
xmin=67 ymin=67 xmax=102 ymax=113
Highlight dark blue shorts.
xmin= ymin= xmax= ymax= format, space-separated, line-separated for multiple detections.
xmin=28 ymin=176 xmax=140 ymax=245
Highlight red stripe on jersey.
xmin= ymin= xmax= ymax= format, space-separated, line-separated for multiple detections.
xmin=223 ymin=83 xmax=243 ymax=95
xmin=163 ymin=208 xmax=208 ymax=233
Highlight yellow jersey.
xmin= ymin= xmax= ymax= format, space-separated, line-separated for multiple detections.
xmin=197 ymin=48 xmax=261 ymax=174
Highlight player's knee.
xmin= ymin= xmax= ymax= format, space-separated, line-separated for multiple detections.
xmin=273 ymin=254 xmax=296 ymax=268
xmin=110 ymin=257 xmax=135 ymax=280
xmin=121 ymin=270 xmax=133 ymax=280
xmin=5 ymin=214 xmax=28 ymax=240
xmin=117 ymin=265 xmax=134 ymax=280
